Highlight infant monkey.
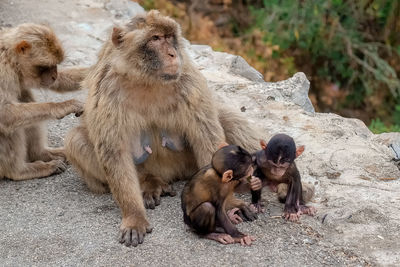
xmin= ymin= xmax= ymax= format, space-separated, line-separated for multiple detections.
xmin=249 ymin=134 xmax=316 ymax=222
xmin=181 ymin=144 xmax=255 ymax=246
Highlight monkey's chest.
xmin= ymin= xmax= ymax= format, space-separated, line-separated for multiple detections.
xmin=130 ymin=128 xmax=196 ymax=180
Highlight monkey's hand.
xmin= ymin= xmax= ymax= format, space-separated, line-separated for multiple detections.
xmin=299 ymin=205 xmax=316 ymax=216
xmin=227 ymin=208 xmax=243 ymax=224
xmin=249 ymin=176 xmax=262 ymax=191
xmin=236 ymin=205 xmax=258 ymax=222
xmin=52 ymin=99 xmax=84 ymax=119
xmin=205 ymin=233 xmax=235 ymax=245
xmin=119 ymin=215 xmax=153 ymax=247
xmin=250 ymin=202 xmax=265 ymax=213
xmin=233 ymin=235 xmax=256 ymax=246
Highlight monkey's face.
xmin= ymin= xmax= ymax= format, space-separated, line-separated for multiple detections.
xmin=14 ymin=24 xmax=64 ymax=88
xmin=141 ymin=33 xmax=182 ymax=82
xmin=264 ymin=159 xmax=291 ymax=178
xmin=36 ymin=65 xmax=58 ymax=86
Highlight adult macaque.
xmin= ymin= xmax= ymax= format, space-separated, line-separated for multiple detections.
xmin=65 ymin=10 xmax=261 ymax=246
xmin=250 ymin=134 xmax=316 ymax=222
xmin=0 ymin=23 xmax=84 ymax=181
xmin=181 ymin=145 xmax=256 ymax=245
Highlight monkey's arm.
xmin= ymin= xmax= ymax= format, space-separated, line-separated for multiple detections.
xmin=89 ymin=109 xmax=151 ymax=246
xmin=0 ymin=100 xmax=82 ymax=135
xmin=283 ymin=169 xmax=303 ymax=215
xmin=49 ymin=67 xmax=89 ymax=92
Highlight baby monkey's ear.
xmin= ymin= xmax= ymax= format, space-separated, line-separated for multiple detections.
xmin=260 ymin=139 xmax=267 ymax=150
xmin=222 ymin=170 xmax=233 ymax=183
xmin=296 ymin=145 xmax=305 ymax=158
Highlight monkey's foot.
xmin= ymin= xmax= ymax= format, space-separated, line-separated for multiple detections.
xmin=46 ymin=148 xmax=67 ymax=161
xmin=284 ymin=211 xmax=301 ymax=222
xmin=205 ymin=233 xmax=235 ymax=245
xmin=119 ymin=216 xmax=153 ymax=247
xmin=143 ymin=191 xmax=161 ymax=209
xmin=227 ymin=208 xmax=243 ymax=224
xmin=236 ymin=205 xmax=258 ymax=222
xmin=49 ymin=159 xmax=67 ymax=174
xmin=250 ymin=202 xmax=265 ymax=213
xmin=299 ymin=205 xmax=316 ymax=216
xmin=233 ymin=235 xmax=256 ymax=246
xmin=160 ymin=184 xmax=176 ymax=197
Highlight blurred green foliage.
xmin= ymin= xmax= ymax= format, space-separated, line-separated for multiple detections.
xmin=249 ymin=0 xmax=400 ymax=133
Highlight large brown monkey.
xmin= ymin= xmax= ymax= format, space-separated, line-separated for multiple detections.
xmin=0 ymin=23 xmax=85 ymax=181
xmin=65 ymin=10 xmax=260 ymax=247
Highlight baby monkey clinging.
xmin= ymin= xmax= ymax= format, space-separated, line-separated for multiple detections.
xmin=181 ymin=144 xmax=256 ymax=246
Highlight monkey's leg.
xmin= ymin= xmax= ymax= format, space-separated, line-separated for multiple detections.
xmin=25 ymin=123 xmax=66 ymax=162
xmin=65 ymin=126 xmax=109 ymax=194
xmin=49 ymin=67 xmax=89 ymax=92
xmin=218 ymin=105 xmax=261 ymax=152
xmin=217 ymin=202 xmax=255 ymax=246
xmin=189 ymin=202 xmax=234 ymax=245
xmin=6 ymin=160 xmax=66 ymax=181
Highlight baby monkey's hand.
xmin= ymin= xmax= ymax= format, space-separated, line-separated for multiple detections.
xmin=249 ymin=176 xmax=262 ymax=191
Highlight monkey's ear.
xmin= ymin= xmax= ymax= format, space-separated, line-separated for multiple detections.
xmin=296 ymin=145 xmax=305 ymax=158
xmin=15 ymin=40 xmax=31 ymax=54
xmin=218 ymin=142 xmax=229 ymax=150
xmin=260 ymin=140 xmax=267 ymax=150
xmin=222 ymin=170 xmax=233 ymax=183
xmin=112 ymin=27 xmax=125 ymax=46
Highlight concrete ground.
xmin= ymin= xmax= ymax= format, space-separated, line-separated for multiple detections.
xmin=0 ymin=1 xmax=373 ymax=266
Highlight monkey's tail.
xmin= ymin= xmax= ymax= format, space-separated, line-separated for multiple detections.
xmin=218 ymin=105 xmax=262 ymax=153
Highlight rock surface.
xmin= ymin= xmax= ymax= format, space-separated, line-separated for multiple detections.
xmin=0 ymin=0 xmax=399 ymax=266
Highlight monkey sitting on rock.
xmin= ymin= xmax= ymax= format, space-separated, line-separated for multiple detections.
xmin=181 ymin=144 xmax=257 ymax=246
xmin=244 ymin=134 xmax=316 ymax=222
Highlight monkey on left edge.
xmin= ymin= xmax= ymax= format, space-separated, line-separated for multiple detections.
xmin=0 ymin=23 xmax=85 ymax=181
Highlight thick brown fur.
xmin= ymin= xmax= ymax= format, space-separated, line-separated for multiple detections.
xmin=0 ymin=23 xmax=84 ymax=181
xmin=65 ymin=10 xmax=260 ymax=246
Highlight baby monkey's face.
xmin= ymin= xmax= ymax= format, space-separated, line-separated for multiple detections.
xmin=238 ymin=165 xmax=254 ymax=182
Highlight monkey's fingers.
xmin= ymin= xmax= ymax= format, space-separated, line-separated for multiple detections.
xmin=284 ymin=212 xmax=300 ymax=223
xmin=143 ymin=193 xmax=156 ymax=209
xmin=227 ymin=208 xmax=243 ymax=224
xmin=161 ymin=184 xmax=176 ymax=197
xmin=303 ymin=206 xmax=316 ymax=216
xmin=146 ymin=226 xmax=153 ymax=233
xmin=242 ymin=235 xmax=255 ymax=246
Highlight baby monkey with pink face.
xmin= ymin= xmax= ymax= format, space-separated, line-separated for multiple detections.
xmin=248 ymin=134 xmax=316 ymax=222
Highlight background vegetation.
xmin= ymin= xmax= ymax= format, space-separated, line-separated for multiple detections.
xmin=138 ymin=0 xmax=400 ymax=133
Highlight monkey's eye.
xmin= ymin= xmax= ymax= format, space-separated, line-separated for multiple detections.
xmin=152 ymin=35 xmax=160 ymax=41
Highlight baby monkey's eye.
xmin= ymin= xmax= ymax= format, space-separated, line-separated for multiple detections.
xmin=152 ymin=35 xmax=160 ymax=41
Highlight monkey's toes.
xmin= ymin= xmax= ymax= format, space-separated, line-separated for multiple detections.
xmin=143 ymin=193 xmax=161 ymax=209
xmin=143 ymin=194 xmax=155 ymax=209
xmin=51 ymin=160 xmax=67 ymax=174
xmin=161 ymin=184 xmax=176 ymax=197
